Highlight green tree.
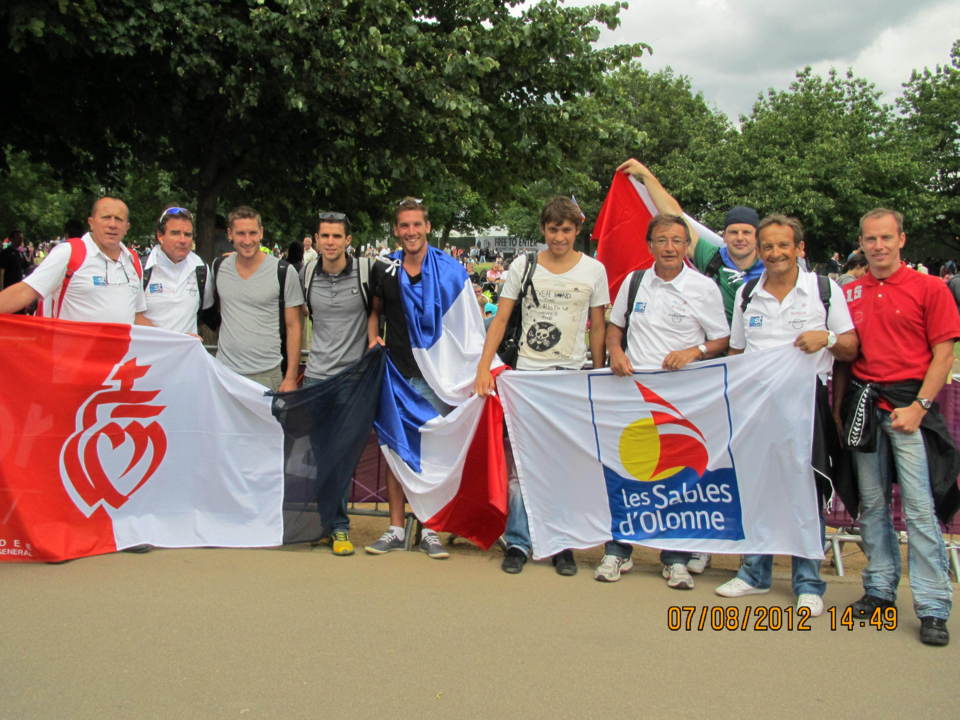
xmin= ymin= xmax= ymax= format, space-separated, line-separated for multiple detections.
xmin=897 ymin=39 xmax=960 ymax=254
xmin=718 ymin=68 xmax=916 ymax=260
xmin=2 ymin=0 xmax=644 ymax=259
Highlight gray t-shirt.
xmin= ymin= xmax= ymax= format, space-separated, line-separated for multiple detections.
xmin=303 ymin=258 xmax=368 ymax=380
xmin=216 ymin=254 xmax=305 ymax=374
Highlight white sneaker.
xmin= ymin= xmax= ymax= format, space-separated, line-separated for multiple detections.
xmin=662 ymin=563 xmax=694 ymax=590
xmin=594 ymin=554 xmax=634 ymax=582
xmin=714 ymin=577 xmax=770 ymax=598
xmin=796 ymin=593 xmax=824 ymax=617
xmin=686 ymin=553 xmax=711 ymax=575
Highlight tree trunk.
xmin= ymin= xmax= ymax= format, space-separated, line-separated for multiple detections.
xmin=195 ymin=186 xmax=219 ymax=263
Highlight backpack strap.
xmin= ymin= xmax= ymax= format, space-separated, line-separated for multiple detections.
xmin=620 ymin=269 xmax=646 ymax=350
xmin=127 ymin=247 xmax=143 ymax=279
xmin=302 ymin=257 xmax=318 ymax=318
xmin=704 ymin=248 xmax=724 ymax=280
xmin=278 ymin=259 xmax=290 ymax=375
xmin=739 ymin=277 xmax=761 ymax=314
xmin=358 ymin=257 xmax=372 ymax=313
xmin=816 ymin=273 xmax=831 ymax=317
xmin=518 ymin=251 xmax=539 ymax=306
xmin=52 ymin=237 xmax=88 ymax=318
xmin=195 ymin=264 xmax=207 ymax=326
xmin=142 ymin=266 xmax=153 ymax=291
xmin=201 ymin=255 xmax=223 ymax=331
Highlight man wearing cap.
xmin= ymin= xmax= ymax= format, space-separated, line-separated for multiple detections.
xmin=300 ymin=211 xmax=378 ymax=556
xmin=0 ymin=197 xmax=150 ymax=325
xmin=835 ymin=208 xmax=960 ymax=647
xmin=142 ymin=207 xmax=215 ymax=335
xmin=617 ymin=160 xmax=764 ymax=323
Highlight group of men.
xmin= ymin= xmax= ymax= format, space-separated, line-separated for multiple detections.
xmin=0 ymin=159 xmax=956 ymax=648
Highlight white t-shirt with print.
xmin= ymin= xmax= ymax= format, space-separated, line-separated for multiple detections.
xmin=500 ymin=253 xmax=609 ymax=371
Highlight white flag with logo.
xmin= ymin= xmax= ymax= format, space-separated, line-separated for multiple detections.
xmin=498 ymin=345 xmax=823 ymax=560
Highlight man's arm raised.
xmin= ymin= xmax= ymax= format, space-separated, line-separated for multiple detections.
xmin=616 ymin=158 xmax=701 ymax=258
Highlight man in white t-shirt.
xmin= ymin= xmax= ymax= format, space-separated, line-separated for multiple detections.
xmin=302 ymin=235 xmax=318 ymax=266
xmin=142 ymin=207 xmax=215 ymax=335
xmin=714 ymin=214 xmax=857 ymax=617
xmin=475 ymin=196 xmax=609 ymax=576
xmin=604 ymin=213 xmax=730 ymax=589
xmin=0 ymin=197 xmax=149 ymax=325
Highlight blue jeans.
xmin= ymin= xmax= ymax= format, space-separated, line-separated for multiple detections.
xmin=503 ymin=434 xmax=531 ymax=555
xmin=737 ymin=515 xmax=826 ymax=596
xmin=407 ymin=376 xmax=454 ymax=416
xmin=854 ymin=411 xmax=952 ymax=619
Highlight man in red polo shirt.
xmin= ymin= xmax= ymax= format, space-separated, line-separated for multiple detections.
xmin=836 ymin=208 xmax=960 ymax=647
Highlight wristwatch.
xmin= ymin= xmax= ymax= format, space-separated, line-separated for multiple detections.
xmin=825 ymin=331 xmax=837 ymax=349
xmin=915 ymin=397 xmax=933 ymax=411
xmin=697 ymin=343 xmax=708 ymax=359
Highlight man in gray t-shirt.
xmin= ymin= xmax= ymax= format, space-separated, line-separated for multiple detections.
xmin=301 ymin=212 xmax=374 ymax=383
xmin=215 ymin=206 xmax=304 ymax=392
xmin=299 ymin=211 xmax=377 ymax=556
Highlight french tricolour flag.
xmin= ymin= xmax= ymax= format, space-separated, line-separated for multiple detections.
xmin=374 ymin=247 xmax=507 ymax=549
xmin=593 ymin=172 xmax=723 ymax=301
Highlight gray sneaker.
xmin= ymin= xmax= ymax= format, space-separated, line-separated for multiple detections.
xmin=419 ymin=532 xmax=450 ymax=559
xmin=365 ymin=530 xmax=404 ymax=555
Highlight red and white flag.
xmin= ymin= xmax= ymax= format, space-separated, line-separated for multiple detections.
xmin=593 ymin=172 xmax=722 ymax=300
xmin=0 ymin=315 xmax=284 ymax=562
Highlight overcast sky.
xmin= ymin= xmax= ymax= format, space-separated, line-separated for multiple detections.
xmin=586 ymin=0 xmax=959 ymax=121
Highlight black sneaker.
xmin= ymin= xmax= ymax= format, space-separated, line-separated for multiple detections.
xmin=919 ymin=617 xmax=950 ymax=646
xmin=552 ymin=549 xmax=577 ymax=577
xmin=849 ymin=593 xmax=896 ymax=619
xmin=501 ymin=547 xmax=527 ymax=574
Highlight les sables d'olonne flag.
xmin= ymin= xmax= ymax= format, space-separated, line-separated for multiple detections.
xmin=0 ymin=314 xmax=381 ymax=563
xmin=498 ymin=345 xmax=824 ymax=560
xmin=593 ymin=172 xmax=723 ymax=301
xmin=374 ymin=247 xmax=507 ymax=549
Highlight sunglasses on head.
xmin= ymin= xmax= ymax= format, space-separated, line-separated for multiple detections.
xmin=158 ymin=207 xmax=193 ymax=223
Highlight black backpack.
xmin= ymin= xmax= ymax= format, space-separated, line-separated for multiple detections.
xmin=497 ymin=252 xmax=539 ymax=367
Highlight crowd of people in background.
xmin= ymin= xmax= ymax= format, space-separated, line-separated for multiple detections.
xmin=2 ymin=156 xmax=959 ymax=649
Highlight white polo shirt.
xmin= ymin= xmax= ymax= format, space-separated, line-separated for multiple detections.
xmin=25 ymin=233 xmax=146 ymax=324
xmin=610 ymin=264 xmax=729 ymax=369
xmin=143 ymin=246 xmax=215 ymax=334
xmin=730 ymin=269 xmax=853 ymax=377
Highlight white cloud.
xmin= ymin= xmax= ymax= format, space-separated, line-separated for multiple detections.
xmin=582 ymin=0 xmax=958 ymax=118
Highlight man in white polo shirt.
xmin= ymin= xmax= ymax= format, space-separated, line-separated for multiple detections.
xmin=714 ymin=214 xmax=857 ymax=616
xmin=0 ymin=197 xmax=149 ymax=324
xmin=142 ymin=207 xmax=214 ymax=335
xmin=603 ymin=213 xmax=730 ymax=589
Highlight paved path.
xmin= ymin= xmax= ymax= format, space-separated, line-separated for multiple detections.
xmin=2 ymin=530 xmax=955 ymax=719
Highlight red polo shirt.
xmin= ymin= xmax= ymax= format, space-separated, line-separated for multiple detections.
xmin=846 ymin=264 xmax=960 ymax=384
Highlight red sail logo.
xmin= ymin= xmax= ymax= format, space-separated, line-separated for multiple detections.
xmin=59 ymin=358 xmax=167 ymax=516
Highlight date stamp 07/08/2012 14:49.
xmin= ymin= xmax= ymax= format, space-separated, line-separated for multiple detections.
xmin=666 ymin=604 xmax=898 ymax=633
